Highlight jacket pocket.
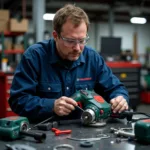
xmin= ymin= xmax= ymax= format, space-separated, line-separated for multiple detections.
xmin=37 ymin=82 xmax=62 ymax=98
xmin=75 ymin=81 xmax=95 ymax=91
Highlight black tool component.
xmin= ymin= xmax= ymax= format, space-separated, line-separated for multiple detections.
xmin=110 ymin=110 xmax=133 ymax=121
xmin=80 ymin=141 xmax=94 ymax=147
xmin=52 ymin=121 xmax=58 ymax=128
xmin=5 ymin=144 xmax=36 ymax=150
xmin=20 ymin=130 xmax=46 ymax=143
xmin=36 ymin=122 xmax=52 ymax=131
xmin=36 ymin=121 xmax=58 ymax=131
xmin=58 ymin=119 xmax=81 ymax=125
xmin=111 ymin=110 xmax=150 ymax=122
xmin=75 ymin=105 xmax=84 ymax=112
xmin=31 ymin=116 xmax=54 ymax=130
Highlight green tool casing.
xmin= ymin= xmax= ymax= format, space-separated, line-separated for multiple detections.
xmin=72 ymin=90 xmax=111 ymax=121
xmin=134 ymin=119 xmax=150 ymax=143
xmin=0 ymin=116 xmax=29 ymax=140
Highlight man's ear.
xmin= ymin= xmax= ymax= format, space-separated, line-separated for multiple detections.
xmin=52 ymin=30 xmax=58 ymax=41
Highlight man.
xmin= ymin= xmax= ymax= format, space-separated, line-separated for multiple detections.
xmin=9 ymin=4 xmax=129 ymax=122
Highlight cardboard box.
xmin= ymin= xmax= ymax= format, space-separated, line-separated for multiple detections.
xmin=4 ymin=40 xmax=12 ymax=50
xmin=10 ymin=18 xmax=28 ymax=32
xmin=0 ymin=10 xmax=10 ymax=21
xmin=0 ymin=20 xmax=9 ymax=32
xmin=13 ymin=44 xmax=24 ymax=50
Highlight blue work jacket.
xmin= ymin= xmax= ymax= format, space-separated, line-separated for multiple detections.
xmin=9 ymin=38 xmax=129 ymax=121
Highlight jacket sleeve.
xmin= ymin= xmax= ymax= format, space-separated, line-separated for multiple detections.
xmin=94 ymin=55 xmax=129 ymax=103
xmin=8 ymin=48 xmax=55 ymax=121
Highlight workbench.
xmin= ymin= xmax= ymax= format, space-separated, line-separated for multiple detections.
xmin=0 ymin=118 xmax=149 ymax=150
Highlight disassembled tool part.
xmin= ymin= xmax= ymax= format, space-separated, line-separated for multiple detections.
xmin=5 ymin=144 xmax=36 ymax=150
xmin=110 ymin=127 xmax=135 ymax=138
xmin=53 ymin=144 xmax=74 ymax=150
xmin=67 ymin=134 xmax=110 ymax=142
xmin=115 ymin=130 xmax=135 ymax=138
xmin=119 ymin=127 xmax=133 ymax=130
xmin=80 ymin=141 xmax=94 ymax=147
xmin=87 ymin=121 xmax=106 ymax=127
xmin=81 ymin=109 xmax=95 ymax=125
xmin=116 ymin=138 xmax=129 ymax=143
xmin=36 ymin=122 xmax=52 ymax=131
xmin=29 ymin=116 xmax=54 ymax=130
xmin=36 ymin=121 xmax=58 ymax=131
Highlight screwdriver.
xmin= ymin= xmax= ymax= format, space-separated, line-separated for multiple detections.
xmin=75 ymin=105 xmax=84 ymax=112
xmin=28 ymin=116 xmax=54 ymax=130
xmin=30 ymin=105 xmax=84 ymax=131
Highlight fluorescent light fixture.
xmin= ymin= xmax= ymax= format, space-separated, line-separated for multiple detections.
xmin=130 ymin=17 xmax=147 ymax=24
xmin=43 ymin=13 xmax=55 ymax=20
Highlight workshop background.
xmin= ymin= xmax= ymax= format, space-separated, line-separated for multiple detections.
xmin=0 ymin=0 xmax=150 ymax=118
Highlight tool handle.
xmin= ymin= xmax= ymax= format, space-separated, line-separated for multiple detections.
xmin=37 ymin=122 xmax=52 ymax=131
xmin=110 ymin=110 xmax=133 ymax=121
xmin=55 ymin=130 xmax=72 ymax=136
xmin=51 ymin=128 xmax=72 ymax=136
xmin=20 ymin=130 xmax=46 ymax=142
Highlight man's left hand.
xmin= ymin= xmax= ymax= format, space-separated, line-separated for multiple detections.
xmin=110 ymin=96 xmax=128 ymax=113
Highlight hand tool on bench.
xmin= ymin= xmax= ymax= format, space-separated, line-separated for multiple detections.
xmin=51 ymin=128 xmax=72 ymax=136
xmin=111 ymin=119 xmax=150 ymax=143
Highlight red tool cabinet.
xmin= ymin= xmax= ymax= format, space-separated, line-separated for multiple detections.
xmin=106 ymin=61 xmax=142 ymax=110
xmin=0 ymin=72 xmax=17 ymax=118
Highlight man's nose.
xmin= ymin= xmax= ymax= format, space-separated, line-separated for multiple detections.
xmin=73 ymin=42 xmax=81 ymax=50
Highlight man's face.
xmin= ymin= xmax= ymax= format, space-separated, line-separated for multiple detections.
xmin=53 ymin=20 xmax=88 ymax=61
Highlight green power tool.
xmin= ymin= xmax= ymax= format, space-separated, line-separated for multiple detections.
xmin=71 ymin=90 xmax=111 ymax=125
xmin=111 ymin=119 xmax=150 ymax=143
xmin=134 ymin=119 xmax=150 ymax=143
xmin=0 ymin=116 xmax=46 ymax=142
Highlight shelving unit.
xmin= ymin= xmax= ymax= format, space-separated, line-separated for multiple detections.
xmin=0 ymin=49 xmax=24 ymax=54
xmin=0 ymin=71 xmax=17 ymax=118
xmin=0 ymin=31 xmax=27 ymax=71
xmin=0 ymin=31 xmax=27 ymax=118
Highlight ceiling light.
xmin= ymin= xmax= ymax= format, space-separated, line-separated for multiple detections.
xmin=130 ymin=17 xmax=147 ymax=24
xmin=43 ymin=13 xmax=55 ymax=20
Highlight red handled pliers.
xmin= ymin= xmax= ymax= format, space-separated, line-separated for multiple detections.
xmin=51 ymin=128 xmax=72 ymax=136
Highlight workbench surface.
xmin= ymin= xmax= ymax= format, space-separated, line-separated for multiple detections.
xmin=0 ymin=118 xmax=149 ymax=150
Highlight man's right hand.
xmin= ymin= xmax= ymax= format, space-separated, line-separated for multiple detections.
xmin=54 ymin=96 xmax=77 ymax=116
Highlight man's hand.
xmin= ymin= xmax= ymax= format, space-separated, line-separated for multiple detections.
xmin=54 ymin=96 xmax=77 ymax=116
xmin=110 ymin=96 xmax=128 ymax=113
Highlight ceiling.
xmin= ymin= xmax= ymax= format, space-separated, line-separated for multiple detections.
xmin=1 ymin=0 xmax=150 ymax=23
